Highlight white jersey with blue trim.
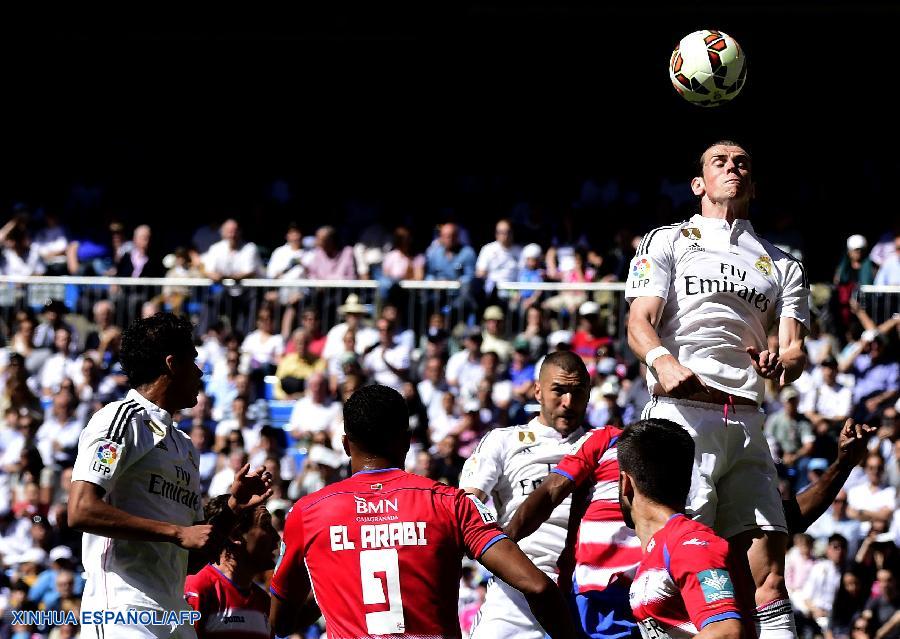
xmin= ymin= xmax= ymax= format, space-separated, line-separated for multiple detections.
xmin=72 ymin=389 xmax=203 ymax=612
xmin=625 ymin=214 xmax=810 ymax=404
xmin=460 ymin=418 xmax=586 ymax=576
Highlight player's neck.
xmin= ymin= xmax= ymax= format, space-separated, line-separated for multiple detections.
xmin=350 ymin=455 xmax=403 ymax=474
xmin=633 ymin=497 xmax=679 ymax=551
xmin=700 ymin=200 xmax=750 ymax=225
xmin=215 ymin=557 xmax=253 ymax=590
xmin=133 ymin=383 xmax=176 ymax=416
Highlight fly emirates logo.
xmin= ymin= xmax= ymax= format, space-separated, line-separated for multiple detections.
xmin=683 ymin=262 xmax=772 ymax=312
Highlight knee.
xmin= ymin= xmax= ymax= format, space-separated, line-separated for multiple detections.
xmin=756 ymin=568 xmax=788 ymax=604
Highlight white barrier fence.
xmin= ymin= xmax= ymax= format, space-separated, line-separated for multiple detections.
xmin=0 ymin=277 xmax=896 ymax=352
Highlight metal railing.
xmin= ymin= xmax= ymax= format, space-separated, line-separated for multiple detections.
xmin=0 ymin=276 xmax=896 ymax=351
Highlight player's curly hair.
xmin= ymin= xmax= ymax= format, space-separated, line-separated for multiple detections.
xmin=343 ymin=384 xmax=410 ymax=456
xmin=120 ymin=312 xmax=196 ymax=388
xmin=617 ymin=418 xmax=695 ymax=510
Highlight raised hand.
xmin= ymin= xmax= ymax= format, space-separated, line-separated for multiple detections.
xmin=837 ymin=419 xmax=876 ymax=468
xmin=227 ymin=464 xmax=274 ymax=514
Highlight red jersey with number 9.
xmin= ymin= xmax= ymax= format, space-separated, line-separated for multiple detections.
xmin=270 ymin=468 xmax=507 ymax=639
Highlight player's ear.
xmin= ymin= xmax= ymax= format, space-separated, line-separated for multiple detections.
xmin=620 ymin=471 xmax=635 ymax=499
xmin=164 ymin=354 xmax=177 ymax=375
xmin=533 ymin=380 xmax=542 ymax=403
xmin=690 ymin=176 xmax=705 ymax=196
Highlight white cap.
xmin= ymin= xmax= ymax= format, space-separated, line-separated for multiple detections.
xmin=49 ymin=545 xmax=73 ymax=563
xmin=548 ymin=330 xmax=573 ymax=348
xmin=847 ymin=234 xmax=867 ymax=250
xmin=599 ymin=377 xmax=621 ymax=397
xmin=579 ymin=301 xmax=600 ymax=316
xmin=16 ymin=547 xmax=48 ymax=566
xmin=522 ymin=243 xmax=542 ymax=260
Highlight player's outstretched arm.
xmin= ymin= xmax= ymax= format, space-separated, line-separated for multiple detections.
xmin=505 ymin=472 xmax=574 ymax=542
xmin=787 ymin=419 xmax=875 ymax=533
xmin=68 ymin=480 xmax=214 ymax=549
xmin=479 ymin=538 xmax=577 ymax=639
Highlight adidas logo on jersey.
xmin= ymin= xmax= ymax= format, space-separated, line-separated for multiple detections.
xmin=683 ymin=538 xmax=709 ymax=546
xmin=686 ymin=242 xmax=705 ymax=253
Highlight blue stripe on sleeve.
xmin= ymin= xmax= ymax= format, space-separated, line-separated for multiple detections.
xmin=700 ymin=612 xmax=741 ymax=628
xmin=269 ymin=586 xmax=288 ymax=602
xmin=479 ymin=533 xmax=508 ymax=557
xmin=551 ymin=468 xmax=575 ymax=481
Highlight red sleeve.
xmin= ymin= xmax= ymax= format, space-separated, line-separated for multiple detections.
xmin=183 ymin=571 xmax=213 ymax=635
xmin=269 ymin=505 xmax=308 ymax=603
xmin=668 ymin=530 xmax=742 ymax=630
xmin=455 ymin=491 xmax=507 ymax=559
xmin=553 ymin=429 xmax=613 ymax=486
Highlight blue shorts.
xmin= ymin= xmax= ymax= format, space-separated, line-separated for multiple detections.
xmin=571 ymin=579 xmax=637 ymax=639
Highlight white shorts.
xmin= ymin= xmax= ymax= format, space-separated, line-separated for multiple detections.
xmin=469 ymin=576 xmax=547 ymax=639
xmin=86 ymin=607 xmax=198 ymax=639
xmin=641 ymin=396 xmax=787 ymax=539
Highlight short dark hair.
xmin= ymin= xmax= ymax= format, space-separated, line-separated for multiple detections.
xmin=617 ymin=419 xmax=695 ymax=510
xmin=828 ymin=533 xmax=848 ymax=548
xmin=540 ymin=350 xmax=590 ymax=386
xmin=120 ymin=313 xmax=195 ymax=387
xmin=343 ymin=384 xmax=409 ymax=456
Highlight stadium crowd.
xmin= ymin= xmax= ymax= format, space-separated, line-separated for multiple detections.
xmin=0 ymin=206 xmax=898 ymax=639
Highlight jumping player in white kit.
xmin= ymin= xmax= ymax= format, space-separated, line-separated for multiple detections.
xmin=460 ymin=350 xmax=590 ymax=639
xmin=68 ymin=314 xmax=272 ymax=639
xmin=625 ymin=141 xmax=809 ymax=639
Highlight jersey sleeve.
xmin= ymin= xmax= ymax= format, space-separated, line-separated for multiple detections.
xmin=269 ymin=505 xmax=308 ymax=603
xmin=668 ymin=530 xmax=742 ymax=630
xmin=455 ymin=491 xmax=507 ymax=560
xmin=459 ymin=430 xmax=505 ymax=495
xmin=775 ymin=257 xmax=811 ymax=330
xmin=183 ymin=571 xmax=214 ymax=627
xmin=625 ymin=227 xmax=675 ymax=302
xmin=71 ymin=403 xmax=152 ymax=494
xmin=552 ymin=430 xmax=611 ymax=486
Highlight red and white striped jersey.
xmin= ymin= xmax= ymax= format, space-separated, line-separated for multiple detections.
xmin=552 ymin=426 xmax=642 ymax=593
xmin=184 ymin=564 xmax=271 ymax=639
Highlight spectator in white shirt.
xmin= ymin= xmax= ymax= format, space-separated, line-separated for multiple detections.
xmin=807 ymin=490 xmax=864 ymax=558
xmin=214 ymin=395 xmax=260 ymax=453
xmin=321 ymin=294 xmax=379 ymax=361
xmin=240 ymin=306 xmax=285 ymax=391
xmin=31 ymin=211 xmax=68 ymax=275
xmin=362 ymin=318 xmax=410 ymax=393
xmin=36 ymin=390 xmax=81 ymax=468
xmin=288 ymin=373 xmax=341 ymax=441
xmin=417 ymin=356 xmax=448 ymax=426
xmin=266 ymin=222 xmax=310 ymax=327
xmin=475 ymin=218 xmax=521 ymax=297
xmin=0 ymin=220 xmax=45 ymax=277
xmin=801 ymin=358 xmax=854 ymax=429
xmin=796 ymin=534 xmax=847 ymax=636
xmin=38 ymin=327 xmax=83 ymax=396
xmin=873 ymin=234 xmax=900 ymax=285
xmin=208 ymin=448 xmax=248 ymax=497
xmin=847 ymin=453 xmax=896 ymax=531
xmin=202 ymin=219 xmax=263 ymax=282
xmin=446 ymin=328 xmax=484 ymax=398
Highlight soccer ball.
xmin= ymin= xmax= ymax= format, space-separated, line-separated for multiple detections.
xmin=669 ymin=30 xmax=747 ymax=107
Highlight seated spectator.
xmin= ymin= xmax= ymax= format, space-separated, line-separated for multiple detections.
xmin=206 ymin=351 xmax=241 ymax=420
xmin=201 ymin=218 xmax=263 ymax=282
xmin=429 ymin=434 xmax=464 ymax=486
xmin=38 ymin=328 xmax=83 ymax=396
xmin=841 ymin=330 xmax=899 ymax=423
xmin=796 ymin=534 xmax=848 ymax=638
xmin=83 ymin=300 xmax=119 ymax=354
xmin=830 ymin=570 xmax=869 ymax=639
xmin=295 ymin=307 xmax=327 ymax=359
xmin=32 ymin=211 xmax=68 ymax=275
xmin=305 ymin=225 xmax=356 ymax=280
xmin=214 ymin=395 xmax=259 ymax=453
xmin=188 ymin=423 xmax=217 ymax=494
xmin=847 ymin=453 xmax=896 ymax=532
xmin=806 ymin=316 xmax=841 ymax=367
xmin=27 ymin=545 xmax=84 ymax=612
xmin=33 ymin=300 xmax=77 ymax=352
xmin=115 ymin=224 xmax=163 ymax=277
xmin=874 ymin=233 xmax=900 ymax=285
xmin=587 ymin=376 xmax=624 ymax=428
xmin=287 ymin=373 xmax=341 ymax=442
xmin=428 ymin=390 xmax=462 ymax=446
xmin=571 ymin=300 xmax=612 ymax=370
xmin=177 ymin=391 xmax=218 ymax=435
xmin=765 ymin=386 xmax=815 ymax=479
xmin=507 ymin=339 xmax=536 ymax=422
xmin=240 ymin=306 xmax=284 ymax=390
xmin=208 ymin=448 xmax=248 ymax=497
xmin=267 ymin=221 xmax=309 ymax=282
xmin=475 ymin=218 xmax=521 ymax=298
xmin=543 ymin=246 xmax=597 ymax=317
xmin=417 ymin=355 xmax=448 ymax=425
xmin=321 ymin=294 xmax=379 ymax=361
xmin=0 ymin=217 xmax=45 ymax=276
xmin=380 ymin=225 xmax=425 ymax=289
xmin=425 ymin=222 xmax=476 ymax=284
xmin=362 ymin=318 xmax=411 ymax=393
xmin=808 ymin=490 xmax=864 ymax=559
xmin=327 ymin=327 xmax=360 ymax=395
xmin=8 ymin=313 xmax=49 ymax=377
xmin=833 ymin=234 xmax=876 ymax=336
xmin=862 ymin=569 xmax=900 ymax=639
xmin=161 ymin=246 xmax=203 ymax=314
xmin=275 ymin=328 xmax=326 ymax=399
xmin=35 ymin=390 xmax=81 ymax=468
xmin=516 ymin=305 xmax=549 ymax=360
xmin=481 ymin=306 xmax=512 ymax=363
xmin=446 ymin=327 xmax=484 ymax=398
xmin=801 ymin=357 xmax=853 ymax=429
xmin=515 ymin=243 xmax=545 ymax=309
xmin=786 ymin=533 xmax=817 ymax=611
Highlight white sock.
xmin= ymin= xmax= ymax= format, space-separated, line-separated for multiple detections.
xmin=755 ymin=599 xmax=796 ymax=639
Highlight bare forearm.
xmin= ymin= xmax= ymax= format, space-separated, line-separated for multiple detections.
xmin=780 ymin=344 xmax=806 ymax=384
xmin=627 ymin=315 xmax=665 ymax=364
xmin=69 ymin=497 xmax=181 ymax=543
xmin=506 ymin=474 xmax=572 ymax=541
xmin=795 ymin=461 xmax=854 ymax=530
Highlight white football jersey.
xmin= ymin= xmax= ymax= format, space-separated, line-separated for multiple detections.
xmin=460 ymin=418 xmax=586 ymax=576
xmin=625 ymin=214 xmax=810 ymax=403
xmin=72 ymin=389 xmax=203 ymax=612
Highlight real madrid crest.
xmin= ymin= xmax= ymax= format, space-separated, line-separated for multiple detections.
xmin=754 ymin=255 xmax=773 ymax=276
xmin=518 ymin=431 xmax=536 ymax=444
xmin=681 ymin=227 xmax=702 ymax=240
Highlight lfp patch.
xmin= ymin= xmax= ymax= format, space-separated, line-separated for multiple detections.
xmin=96 ymin=442 xmax=118 ymax=465
xmin=697 ymin=569 xmax=735 ymax=603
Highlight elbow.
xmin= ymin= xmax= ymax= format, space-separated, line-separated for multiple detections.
xmin=520 ymin=571 xmax=554 ymax=599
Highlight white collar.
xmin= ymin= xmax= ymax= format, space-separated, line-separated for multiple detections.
xmin=125 ymin=389 xmax=173 ymax=427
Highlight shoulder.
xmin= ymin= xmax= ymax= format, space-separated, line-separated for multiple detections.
xmin=757 ymin=237 xmax=809 ymax=287
xmin=185 ymin=565 xmax=217 ymax=591
xmin=667 ymin=516 xmax=727 ymax=551
xmin=634 ymin=220 xmax=689 ymax=256
xmin=85 ymin=398 xmax=146 ymax=437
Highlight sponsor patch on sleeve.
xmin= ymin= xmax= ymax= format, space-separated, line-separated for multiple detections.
xmin=697 ymin=569 xmax=735 ymax=603
xmin=466 ymin=493 xmax=496 ymax=524
xmin=89 ymin=439 xmax=121 ymax=477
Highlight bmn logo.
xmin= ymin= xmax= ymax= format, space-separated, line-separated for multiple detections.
xmin=354 ymin=495 xmax=398 ymax=514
